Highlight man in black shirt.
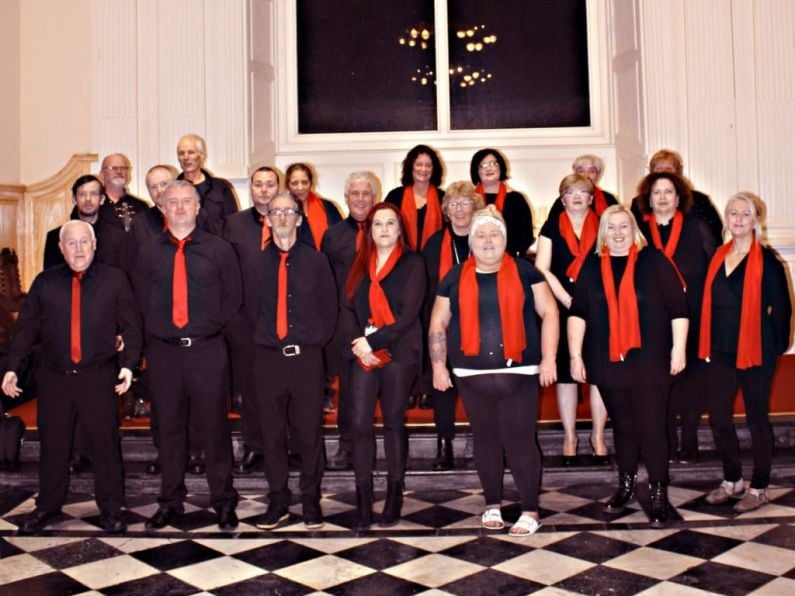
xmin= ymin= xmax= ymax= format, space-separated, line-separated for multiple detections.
xmin=98 ymin=153 xmax=149 ymax=231
xmin=321 ymin=171 xmax=377 ymax=470
xmin=135 ymin=180 xmax=241 ymax=531
xmin=251 ymin=193 xmax=337 ymax=530
xmin=43 ymin=175 xmax=127 ymax=271
xmin=176 ymin=134 xmax=239 ymax=236
xmin=3 ymin=220 xmax=142 ymax=534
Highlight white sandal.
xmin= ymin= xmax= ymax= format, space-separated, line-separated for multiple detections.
xmin=481 ymin=508 xmax=504 ymax=530
xmin=509 ymin=514 xmax=541 ymax=536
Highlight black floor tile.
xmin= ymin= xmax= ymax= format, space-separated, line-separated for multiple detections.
xmin=130 ymin=539 xmax=221 ymax=571
xmin=669 ymin=561 xmax=776 ymax=596
xmin=408 ymin=489 xmax=471 ymax=504
xmin=213 ymin=572 xmax=314 ymax=596
xmin=0 ymin=537 xmax=24 ymax=558
xmin=0 ymin=487 xmax=35 ymax=517
xmin=32 ymin=537 xmax=122 ymax=569
xmin=232 ymin=539 xmax=324 ymax=570
xmin=401 ymin=505 xmax=472 ymax=528
xmin=327 ymin=571 xmax=426 ymax=595
xmin=0 ymin=571 xmax=89 ymax=596
xmin=566 ymin=500 xmax=642 ymax=523
xmin=336 ymin=538 xmax=429 ymax=569
xmin=164 ymin=508 xmax=219 ymax=531
xmin=555 ymin=564 xmax=658 ymax=596
xmin=649 ymin=529 xmax=742 ymax=559
xmin=545 ymin=531 xmax=639 ymax=564
xmin=440 ymin=568 xmax=545 ymax=596
xmin=438 ymin=536 xmax=532 ymax=567
xmin=769 ymin=488 xmax=795 ymax=507
xmin=102 ymin=572 xmax=198 ymax=596
xmin=555 ymin=482 xmax=617 ymax=501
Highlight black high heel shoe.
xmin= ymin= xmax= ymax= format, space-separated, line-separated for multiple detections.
xmin=561 ymin=439 xmax=579 ymax=466
xmin=590 ymin=439 xmax=610 ymax=465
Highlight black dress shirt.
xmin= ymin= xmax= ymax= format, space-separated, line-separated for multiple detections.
xmin=124 ymin=206 xmax=166 ymax=268
xmin=99 ymin=193 xmax=150 ymax=231
xmin=178 ymin=169 xmax=240 ymax=236
xmin=251 ymin=240 xmax=337 ymax=348
xmin=43 ymin=218 xmax=127 ymax=272
xmin=134 ymin=227 xmax=242 ymax=339
xmin=6 ymin=261 xmax=142 ymax=373
xmin=348 ymin=250 xmax=426 ymax=364
xmin=223 ymin=207 xmax=269 ymax=311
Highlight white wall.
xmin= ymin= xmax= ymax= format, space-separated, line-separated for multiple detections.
xmin=0 ymin=0 xmax=21 ymax=182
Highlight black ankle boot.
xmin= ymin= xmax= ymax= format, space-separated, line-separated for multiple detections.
xmin=648 ymin=482 xmax=670 ymax=528
xmin=379 ymin=479 xmax=404 ymax=527
xmin=353 ymin=481 xmax=373 ymax=531
xmin=432 ymin=438 xmax=454 ymax=471
xmin=604 ymin=472 xmax=636 ymax=513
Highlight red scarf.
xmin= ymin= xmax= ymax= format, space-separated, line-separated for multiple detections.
xmin=560 ymin=210 xmax=598 ymax=282
xmin=647 ymin=211 xmax=686 ymax=288
xmin=476 ymin=182 xmax=507 ymax=212
xmin=601 ymin=245 xmax=642 ymax=361
xmin=305 ymin=192 xmax=330 ymax=250
xmin=400 ymin=185 xmax=441 ymax=251
xmin=438 ymin=228 xmax=454 ymax=282
xmin=459 ymin=255 xmax=526 ymax=363
xmin=368 ymin=243 xmax=404 ymax=327
xmin=698 ymin=238 xmax=763 ymax=369
xmin=593 ymin=187 xmax=608 ymax=216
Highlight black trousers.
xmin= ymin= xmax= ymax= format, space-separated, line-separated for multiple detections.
xmin=37 ymin=365 xmax=123 ymax=515
xmin=335 ymin=356 xmax=355 ymax=453
xmin=432 ymin=384 xmax=458 ymax=440
xmin=704 ymin=353 xmax=776 ymax=489
xmin=666 ymin=358 xmax=708 ymax=458
xmin=599 ymin=376 xmax=672 ymax=484
xmin=456 ymin=373 xmax=541 ymax=512
xmin=350 ymin=361 xmax=415 ymax=483
xmin=224 ymin=315 xmax=263 ymax=452
xmin=147 ymin=337 xmax=237 ymax=510
xmin=254 ymin=345 xmax=325 ymax=507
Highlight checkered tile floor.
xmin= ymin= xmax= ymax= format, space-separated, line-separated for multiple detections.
xmin=1 ymin=478 xmax=793 ymax=594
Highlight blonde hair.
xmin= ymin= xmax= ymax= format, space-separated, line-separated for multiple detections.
xmin=724 ymin=191 xmax=765 ymax=239
xmin=468 ymin=204 xmax=507 ymax=245
xmin=595 ymin=204 xmax=647 ymax=255
xmin=442 ymin=181 xmax=484 ymax=219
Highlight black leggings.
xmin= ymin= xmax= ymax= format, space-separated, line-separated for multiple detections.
xmin=599 ymin=378 xmax=671 ymax=484
xmin=456 ymin=373 xmax=541 ymax=512
xmin=705 ymin=353 xmax=776 ymax=489
xmin=350 ymin=361 xmax=416 ymax=483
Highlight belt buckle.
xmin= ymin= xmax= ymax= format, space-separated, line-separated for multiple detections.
xmin=178 ymin=337 xmax=193 ymax=348
xmin=282 ymin=344 xmax=300 ymax=357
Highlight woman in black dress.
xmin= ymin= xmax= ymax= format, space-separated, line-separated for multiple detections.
xmin=568 ymin=205 xmax=689 ymax=527
xmin=636 ymin=172 xmax=716 ymax=463
xmin=548 ymin=154 xmax=619 ymax=218
xmin=429 ymin=205 xmax=558 ymax=536
xmin=700 ymin=192 xmax=791 ymax=513
xmin=536 ymin=174 xmax=609 ymax=465
xmin=422 ymin=181 xmax=484 ymax=469
xmin=469 ymin=148 xmax=534 ymax=257
xmin=345 ymin=202 xmax=426 ymax=530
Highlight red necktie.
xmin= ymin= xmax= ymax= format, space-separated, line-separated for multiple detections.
xmin=259 ymin=215 xmax=271 ymax=250
xmin=356 ymin=222 xmax=365 ymax=251
xmin=172 ymin=238 xmax=190 ymax=328
xmin=70 ymin=272 xmax=84 ymax=363
xmin=277 ymin=252 xmax=289 ymax=339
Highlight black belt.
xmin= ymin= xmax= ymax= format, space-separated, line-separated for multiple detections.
xmin=154 ymin=332 xmax=221 ymax=347
xmin=261 ymin=344 xmax=318 ymax=357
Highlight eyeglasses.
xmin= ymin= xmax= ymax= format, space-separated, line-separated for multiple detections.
xmin=268 ymin=207 xmax=299 ymax=218
xmin=479 ymin=160 xmax=499 ymax=170
xmin=104 ymin=166 xmax=130 ymax=172
xmin=448 ymin=200 xmax=474 ymax=210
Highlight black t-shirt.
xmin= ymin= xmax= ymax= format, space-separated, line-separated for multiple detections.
xmin=437 ymin=258 xmax=544 ymax=369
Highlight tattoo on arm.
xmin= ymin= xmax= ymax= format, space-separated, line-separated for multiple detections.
xmin=429 ymin=331 xmax=447 ymax=364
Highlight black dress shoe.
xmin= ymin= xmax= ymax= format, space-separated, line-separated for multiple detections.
xmin=69 ymin=454 xmax=91 ymax=474
xmin=326 ymin=449 xmax=352 ymax=471
xmin=303 ymin=501 xmax=324 ymax=530
xmin=145 ymin=506 xmax=181 ymax=530
xmin=256 ymin=503 xmax=290 ymax=530
xmin=234 ymin=451 xmax=263 ymax=475
xmin=417 ymin=393 xmax=433 ymax=409
xmin=100 ymin=511 xmax=127 ymax=533
xmin=20 ymin=509 xmax=59 ymax=534
xmin=145 ymin=460 xmax=161 ymax=475
xmin=561 ymin=455 xmax=579 ymax=466
xmin=407 ymin=394 xmax=419 ymax=409
xmin=187 ymin=453 xmax=205 ymax=475
xmin=216 ymin=504 xmax=239 ymax=531
xmin=675 ymin=450 xmax=699 ymax=464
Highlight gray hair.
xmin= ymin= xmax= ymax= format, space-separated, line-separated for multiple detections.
xmin=59 ymin=219 xmax=96 ymax=242
xmin=177 ymin=134 xmax=206 ymax=156
xmin=344 ymin=170 xmax=379 ymax=198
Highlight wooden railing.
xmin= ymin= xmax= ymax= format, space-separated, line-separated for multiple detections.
xmin=0 ymin=154 xmax=98 ymax=290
